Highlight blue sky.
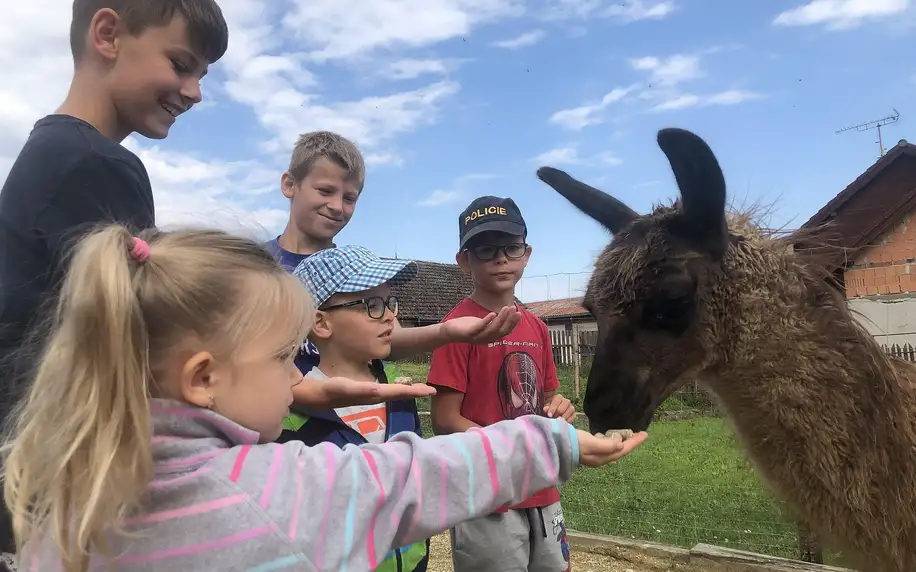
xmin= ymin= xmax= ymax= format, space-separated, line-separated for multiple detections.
xmin=1 ymin=0 xmax=914 ymax=302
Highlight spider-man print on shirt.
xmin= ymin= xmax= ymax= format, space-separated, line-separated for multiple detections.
xmin=551 ymin=506 xmax=571 ymax=571
xmin=497 ymin=351 xmax=543 ymax=419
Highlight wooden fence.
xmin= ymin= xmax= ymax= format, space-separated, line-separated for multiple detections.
xmin=884 ymin=343 xmax=916 ymax=361
xmin=547 ymin=326 xmax=598 ymax=399
xmin=548 ymin=328 xmax=598 ymax=366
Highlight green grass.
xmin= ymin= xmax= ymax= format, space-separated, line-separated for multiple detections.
xmin=561 ymin=417 xmax=800 ymax=558
xmin=396 ymin=360 xmax=848 ymax=563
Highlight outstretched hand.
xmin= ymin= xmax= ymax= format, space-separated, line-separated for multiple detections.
xmin=296 ymin=376 xmax=437 ymax=410
xmin=576 ymin=430 xmax=648 ymax=468
xmin=442 ymin=305 xmax=521 ymax=345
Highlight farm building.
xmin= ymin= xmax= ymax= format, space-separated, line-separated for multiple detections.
xmin=523 ymin=296 xmax=596 ymax=332
xmin=389 ymin=260 xmax=473 ymax=328
xmin=523 ymin=296 xmax=597 ymax=365
xmin=797 ymin=138 xmax=916 ymax=347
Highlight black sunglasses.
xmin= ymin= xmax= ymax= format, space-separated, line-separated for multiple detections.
xmin=465 ymin=243 xmax=528 ymax=262
xmin=321 ymin=295 xmax=399 ymax=320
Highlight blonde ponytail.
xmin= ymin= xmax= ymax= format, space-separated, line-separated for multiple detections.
xmin=3 ymin=226 xmax=153 ymax=570
xmin=2 ymin=224 xmax=313 ymax=572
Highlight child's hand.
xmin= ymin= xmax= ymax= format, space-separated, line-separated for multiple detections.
xmin=576 ymin=430 xmax=648 ymax=467
xmin=295 ymin=376 xmax=437 ymax=409
xmin=544 ymin=393 xmax=576 ymax=423
xmin=441 ymin=306 xmax=521 ymax=344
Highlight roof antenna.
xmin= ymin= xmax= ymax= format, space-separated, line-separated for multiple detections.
xmin=835 ymin=109 xmax=900 ymax=158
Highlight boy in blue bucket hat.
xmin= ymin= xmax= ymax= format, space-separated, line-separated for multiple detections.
xmin=283 ymin=244 xmax=431 ymax=572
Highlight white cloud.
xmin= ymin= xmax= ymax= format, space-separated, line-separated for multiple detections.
xmin=544 ymin=0 xmax=676 ymax=22
xmin=219 ymin=2 xmax=464 ymax=160
xmin=706 ymin=89 xmax=762 ymax=105
xmin=548 ymin=86 xmax=635 ymax=130
xmin=630 ymin=52 xmax=761 ymax=113
xmin=546 ymin=50 xmax=761 ymax=127
xmin=649 ymin=89 xmax=762 ymax=112
xmin=0 ymin=2 xmax=72 ymax=160
xmin=418 ymin=189 xmax=465 ymax=206
xmin=532 ymin=144 xmax=621 ymax=166
xmin=282 ymin=0 xmax=524 ymax=61
xmin=380 ymin=59 xmax=450 ymax=80
xmin=365 ymin=151 xmax=405 ymax=167
xmin=122 ymin=139 xmax=286 ymax=233
xmin=773 ymin=0 xmax=910 ymax=30
xmin=650 ymin=93 xmax=700 ymax=111
xmin=602 ymin=0 xmax=677 ymax=21
xmin=491 ymin=29 xmax=546 ymax=49
xmin=417 ymin=172 xmax=499 ymax=207
xmin=629 ymin=54 xmax=701 ymax=86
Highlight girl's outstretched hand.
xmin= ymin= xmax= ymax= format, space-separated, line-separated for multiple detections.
xmin=576 ymin=430 xmax=648 ymax=468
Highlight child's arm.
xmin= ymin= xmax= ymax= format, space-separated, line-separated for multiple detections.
xmin=540 ymin=322 xmax=577 ymax=422
xmin=290 ymin=375 xmax=436 ymax=409
xmin=431 ymin=388 xmax=479 ymax=434
xmin=387 ymin=306 xmax=521 ymax=360
xmin=427 ymin=338 xmax=479 ymax=434
xmin=259 ymin=416 xmax=581 ymax=571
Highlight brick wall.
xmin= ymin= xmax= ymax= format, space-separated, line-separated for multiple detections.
xmin=845 ymin=212 xmax=916 ymax=298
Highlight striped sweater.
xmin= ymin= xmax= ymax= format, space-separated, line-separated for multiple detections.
xmin=21 ymin=398 xmax=581 ymax=571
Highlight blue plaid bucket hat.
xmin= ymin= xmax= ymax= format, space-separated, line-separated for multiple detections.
xmin=292 ymin=245 xmax=419 ymax=308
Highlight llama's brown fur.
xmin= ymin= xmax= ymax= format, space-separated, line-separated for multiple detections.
xmin=537 ymin=129 xmax=916 ymax=571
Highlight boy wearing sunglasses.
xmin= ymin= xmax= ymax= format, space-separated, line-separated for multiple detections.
xmin=286 ymin=244 xmax=432 ymax=571
xmin=428 ymin=196 xmax=577 ymax=572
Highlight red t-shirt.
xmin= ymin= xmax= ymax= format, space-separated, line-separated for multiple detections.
xmin=428 ymin=298 xmax=562 ymax=510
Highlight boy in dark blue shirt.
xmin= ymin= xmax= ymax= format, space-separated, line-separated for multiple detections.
xmin=269 ymin=131 xmax=523 ymax=379
xmin=0 ymin=1 xmax=227 ymax=563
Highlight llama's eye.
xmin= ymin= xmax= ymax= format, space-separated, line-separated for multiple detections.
xmin=640 ymin=295 xmax=693 ymax=333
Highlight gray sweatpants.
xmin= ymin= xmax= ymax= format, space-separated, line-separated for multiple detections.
xmin=450 ymin=501 xmax=571 ymax=572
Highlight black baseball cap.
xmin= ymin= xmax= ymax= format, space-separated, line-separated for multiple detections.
xmin=458 ymin=196 xmax=527 ymax=249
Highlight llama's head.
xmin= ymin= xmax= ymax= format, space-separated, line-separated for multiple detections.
xmin=537 ymin=128 xmax=731 ymax=434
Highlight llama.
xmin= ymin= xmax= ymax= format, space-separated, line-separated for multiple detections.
xmin=535 ymin=128 xmax=916 ymax=572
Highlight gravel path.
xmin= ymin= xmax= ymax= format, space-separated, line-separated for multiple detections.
xmin=425 ymin=534 xmax=706 ymax=571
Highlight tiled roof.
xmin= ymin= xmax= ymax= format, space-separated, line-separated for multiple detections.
xmin=797 ymin=139 xmax=916 ymax=271
xmin=389 ymin=260 xmax=474 ymax=323
xmin=523 ymin=296 xmax=589 ymax=319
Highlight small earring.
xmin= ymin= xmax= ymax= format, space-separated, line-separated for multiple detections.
xmin=206 ymin=393 xmax=215 ymax=410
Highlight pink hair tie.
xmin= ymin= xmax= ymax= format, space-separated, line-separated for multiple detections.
xmin=129 ymin=237 xmax=150 ymax=262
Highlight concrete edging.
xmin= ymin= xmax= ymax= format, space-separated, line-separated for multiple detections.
xmin=567 ymin=530 xmax=855 ymax=571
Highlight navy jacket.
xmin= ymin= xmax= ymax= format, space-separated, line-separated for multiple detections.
xmin=277 ymin=360 xmax=429 ymax=572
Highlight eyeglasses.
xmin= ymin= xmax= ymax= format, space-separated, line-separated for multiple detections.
xmin=466 ymin=243 xmax=528 ymax=262
xmin=321 ymin=295 xmax=399 ymax=320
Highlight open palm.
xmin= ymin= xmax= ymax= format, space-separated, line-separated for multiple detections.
xmin=442 ymin=305 xmax=521 ymax=344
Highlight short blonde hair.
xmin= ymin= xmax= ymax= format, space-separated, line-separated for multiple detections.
xmin=2 ymin=225 xmax=313 ymax=572
xmin=287 ymin=131 xmax=366 ymax=191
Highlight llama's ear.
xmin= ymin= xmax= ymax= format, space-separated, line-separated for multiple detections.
xmin=537 ymin=166 xmax=638 ymax=234
xmin=656 ymin=128 xmax=728 ymax=260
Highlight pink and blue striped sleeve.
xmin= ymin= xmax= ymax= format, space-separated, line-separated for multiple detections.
xmin=253 ymin=414 xmax=580 ymax=571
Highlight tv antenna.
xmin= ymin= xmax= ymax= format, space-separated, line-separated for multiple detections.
xmin=835 ymin=109 xmax=900 ymax=157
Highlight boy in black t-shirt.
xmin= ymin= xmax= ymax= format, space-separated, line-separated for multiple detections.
xmin=0 ymin=0 xmax=228 ymax=562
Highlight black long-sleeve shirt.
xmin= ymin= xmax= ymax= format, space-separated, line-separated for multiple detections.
xmin=0 ymin=114 xmax=155 ymax=414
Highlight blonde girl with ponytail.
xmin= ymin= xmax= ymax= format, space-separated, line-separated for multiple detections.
xmin=2 ymin=225 xmax=645 ymax=572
